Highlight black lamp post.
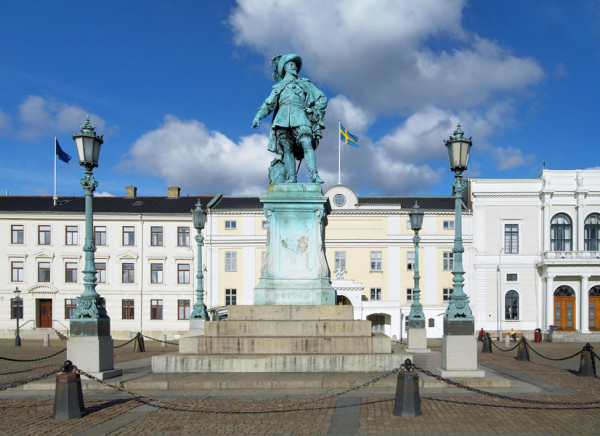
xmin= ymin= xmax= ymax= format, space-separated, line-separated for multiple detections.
xmin=13 ymin=287 xmax=21 ymax=347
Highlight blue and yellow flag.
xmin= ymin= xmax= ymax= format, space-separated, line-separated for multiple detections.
xmin=340 ymin=123 xmax=359 ymax=148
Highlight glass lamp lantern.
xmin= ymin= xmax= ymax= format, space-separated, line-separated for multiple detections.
xmin=409 ymin=201 xmax=424 ymax=232
xmin=13 ymin=287 xmax=21 ymax=300
xmin=192 ymin=200 xmax=207 ymax=230
xmin=444 ymin=123 xmax=472 ymax=173
xmin=73 ymin=116 xmax=103 ymax=168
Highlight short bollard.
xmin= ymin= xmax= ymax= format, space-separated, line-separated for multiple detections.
xmin=516 ymin=337 xmax=530 ymax=361
xmin=133 ymin=333 xmax=145 ymax=352
xmin=53 ymin=361 xmax=85 ymax=420
xmin=482 ymin=333 xmax=492 ymax=353
xmin=162 ymin=334 xmax=167 ymax=349
xmin=393 ymin=359 xmax=421 ymax=417
xmin=579 ymin=343 xmax=596 ymax=377
xmin=504 ymin=334 xmax=510 ymax=347
xmin=43 ymin=333 xmax=50 ymax=347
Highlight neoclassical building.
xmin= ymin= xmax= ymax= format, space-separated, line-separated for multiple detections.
xmin=1 ymin=170 xmax=598 ymax=340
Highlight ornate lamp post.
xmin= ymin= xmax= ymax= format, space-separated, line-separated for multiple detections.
xmin=439 ymin=123 xmax=482 ymax=375
xmin=67 ymin=116 xmax=121 ymax=379
xmin=406 ymin=202 xmax=429 ymax=352
xmin=13 ymin=287 xmax=22 ymax=347
xmin=190 ymin=200 xmax=208 ymax=321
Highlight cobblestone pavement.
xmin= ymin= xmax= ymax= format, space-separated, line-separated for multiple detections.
xmin=0 ymin=338 xmax=599 ymax=435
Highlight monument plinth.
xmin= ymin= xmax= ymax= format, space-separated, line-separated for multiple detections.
xmin=254 ymin=183 xmax=335 ymax=305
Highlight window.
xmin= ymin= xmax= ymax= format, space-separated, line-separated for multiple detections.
xmin=122 ymin=263 xmax=135 ymax=283
xmin=226 ymin=288 xmax=237 ymax=306
xmin=370 ymin=288 xmax=382 ymax=300
xmin=550 ymin=213 xmax=572 ymax=251
xmin=370 ymin=251 xmax=382 ymax=271
xmin=584 ymin=213 xmax=600 ymax=251
xmin=506 ymin=273 xmax=518 ymax=282
xmin=66 ymin=226 xmax=78 ymax=245
xmin=443 ymin=252 xmax=454 ymax=270
xmin=407 ymin=251 xmax=415 ymax=270
xmin=177 ymin=227 xmax=190 ymax=246
xmin=225 ymin=252 xmax=237 ymax=271
xmin=443 ymin=288 xmax=453 ymax=301
xmin=38 ymin=225 xmax=51 ymax=245
xmin=334 ymin=251 xmax=346 ymax=270
xmin=333 ymin=194 xmax=346 ymax=207
xmin=95 ymin=262 xmax=106 ymax=283
xmin=65 ymin=299 xmax=77 ymax=319
xmin=505 ymin=290 xmax=519 ymax=320
xmin=11 ymin=261 xmax=24 ymax=282
xmin=151 ymin=226 xmax=163 ymax=246
xmin=94 ymin=226 xmax=106 ymax=246
xmin=11 ymin=225 xmax=24 ymax=244
xmin=178 ymin=300 xmax=190 ymax=320
xmin=123 ymin=226 xmax=135 ymax=246
xmin=504 ymin=224 xmax=519 ymax=254
xmin=406 ymin=288 xmax=413 ymax=301
xmin=369 ymin=315 xmax=385 ymax=332
xmin=443 ymin=220 xmax=455 ymax=230
xmin=176 ymin=264 xmax=190 ymax=284
xmin=65 ymin=262 xmax=78 ymax=283
xmin=225 ymin=220 xmax=237 ymax=230
xmin=11 ymin=298 xmax=23 ymax=319
xmin=122 ymin=299 xmax=135 ymax=319
xmin=151 ymin=299 xmax=163 ymax=320
xmin=261 ymin=220 xmax=268 ymax=229
xmin=38 ymin=262 xmax=50 ymax=282
xmin=151 ymin=263 xmax=163 ymax=283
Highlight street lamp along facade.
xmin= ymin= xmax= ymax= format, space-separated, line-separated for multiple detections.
xmin=13 ymin=287 xmax=21 ymax=346
xmin=407 ymin=202 xmax=425 ymax=329
xmin=190 ymin=200 xmax=209 ymax=320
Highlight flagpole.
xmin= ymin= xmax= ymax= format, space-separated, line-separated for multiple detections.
xmin=338 ymin=120 xmax=341 ymax=185
xmin=53 ymin=136 xmax=57 ymax=206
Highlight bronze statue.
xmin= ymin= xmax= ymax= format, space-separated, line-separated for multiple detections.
xmin=252 ymin=54 xmax=328 ymax=184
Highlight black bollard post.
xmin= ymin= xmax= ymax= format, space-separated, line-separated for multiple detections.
xmin=393 ymin=359 xmax=421 ymax=417
xmin=516 ymin=337 xmax=530 ymax=361
xmin=579 ymin=343 xmax=596 ymax=377
xmin=53 ymin=360 xmax=85 ymax=420
xmin=482 ymin=333 xmax=492 ymax=353
xmin=133 ymin=333 xmax=145 ymax=352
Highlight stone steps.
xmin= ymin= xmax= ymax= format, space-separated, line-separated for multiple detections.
xmin=204 ymin=320 xmax=372 ymax=337
xmin=227 ymin=305 xmax=354 ymax=321
xmin=180 ymin=332 xmax=390 ymax=354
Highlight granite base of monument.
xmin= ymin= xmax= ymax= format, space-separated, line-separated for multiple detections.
xmin=406 ymin=328 xmax=430 ymax=353
xmin=67 ymin=336 xmax=122 ymax=380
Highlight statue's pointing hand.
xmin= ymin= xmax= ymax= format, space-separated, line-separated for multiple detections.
xmin=252 ymin=117 xmax=260 ymax=129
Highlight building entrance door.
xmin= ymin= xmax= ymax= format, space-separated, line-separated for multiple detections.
xmin=590 ymin=297 xmax=600 ymax=331
xmin=554 ymin=297 xmax=575 ymax=331
xmin=37 ymin=299 xmax=52 ymax=328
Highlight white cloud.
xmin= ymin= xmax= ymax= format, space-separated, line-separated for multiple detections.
xmin=0 ymin=110 xmax=11 ymax=136
xmin=120 ymin=115 xmax=273 ymax=195
xmin=230 ymin=0 xmax=544 ymax=114
xmin=95 ymin=191 xmax=116 ymax=197
xmin=17 ymin=96 xmax=108 ymax=141
xmin=494 ymin=146 xmax=536 ymax=170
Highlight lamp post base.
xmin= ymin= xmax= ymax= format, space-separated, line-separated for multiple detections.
xmin=67 ymin=336 xmax=122 ymax=380
xmin=189 ymin=319 xmax=206 ymax=336
xmin=439 ymin=334 xmax=484 ymax=377
xmin=406 ymin=328 xmax=430 ymax=353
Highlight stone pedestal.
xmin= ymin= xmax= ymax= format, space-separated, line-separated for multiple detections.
xmin=67 ymin=335 xmax=122 ymax=380
xmin=188 ymin=319 xmax=205 ymax=337
xmin=439 ymin=319 xmax=484 ymax=377
xmin=406 ymin=328 xmax=430 ymax=353
xmin=254 ymin=184 xmax=335 ymax=305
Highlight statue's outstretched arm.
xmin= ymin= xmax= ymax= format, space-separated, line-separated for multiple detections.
xmin=252 ymin=89 xmax=277 ymax=128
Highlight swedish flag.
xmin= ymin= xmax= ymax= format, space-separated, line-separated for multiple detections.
xmin=340 ymin=123 xmax=359 ymax=148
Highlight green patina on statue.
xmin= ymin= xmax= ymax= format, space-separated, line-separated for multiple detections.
xmin=252 ymin=54 xmax=328 ymax=184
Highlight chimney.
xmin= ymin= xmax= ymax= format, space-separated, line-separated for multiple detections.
xmin=167 ymin=186 xmax=181 ymax=198
xmin=126 ymin=186 xmax=137 ymax=198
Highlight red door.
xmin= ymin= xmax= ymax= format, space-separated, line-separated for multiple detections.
xmin=38 ymin=299 xmax=52 ymax=328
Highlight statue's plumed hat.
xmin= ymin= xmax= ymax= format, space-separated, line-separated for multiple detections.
xmin=271 ymin=54 xmax=302 ymax=81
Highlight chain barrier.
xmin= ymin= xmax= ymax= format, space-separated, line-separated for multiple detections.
xmin=414 ymin=365 xmax=600 ymax=406
xmin=489 ymin=339 xmax=520 ymax=353
xmin=0 ymin=348 xmax=66 ymax=362
xmin=0 ymin=367 xmax=58 ymax=392
xmin=140 ymin=334 xmax=179 ymax=346
xmin=113 ymin=336 xmax=138 ymax=349
xmin=421 ymin=396 xmax=600 ymax=410
xmin=525 ymin=342 xmax=583 ymax=361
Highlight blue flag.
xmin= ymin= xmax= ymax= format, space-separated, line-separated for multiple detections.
xmin=340 ymin=123 xmax=359 ymax=148
xmin=56 ymin=139 xmax=71 ymax=164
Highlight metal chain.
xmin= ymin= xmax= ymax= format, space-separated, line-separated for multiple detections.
xmin=113 ymin=336 xmax=138 ymax=349
xmin=141 ymin=334 xmax=179 ymax=346
xmin=0 ymin=348 xmax=66 ymax=362
xmin=489 ymin=339 xmax=520 ymax=352
xmin=525 ymin=342 xmax=583 ymax=361
xmin=0 ymin=368 xmax=58 ymax=392
xmin=422 ymin=396 xmax=600 ymax=410
xmin=414 ymin=365 xmax=600 ymax=406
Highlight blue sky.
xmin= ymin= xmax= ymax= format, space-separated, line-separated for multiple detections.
xmin=1 ymin=0 xmax=599 ymax=198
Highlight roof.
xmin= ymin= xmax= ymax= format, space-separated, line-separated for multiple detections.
xmin=357 ymin=196 xmax=459 ymax=210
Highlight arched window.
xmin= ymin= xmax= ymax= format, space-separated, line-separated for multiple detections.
xmin=505 ymin=290 xmax=519 ymax=320
xmin=554 ymin=285 xmax=575 ymax=297
xmin=584 ymin=213 xmax=600 ymax=251
xmin=589 ymin=285 xmax=600 ymax=297
xmin=367 ymin=314 xmax=386 ymax=332
xmin=551 ymin=213 xmax=572 ymax=251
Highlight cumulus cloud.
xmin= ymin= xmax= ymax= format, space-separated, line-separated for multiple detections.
xmin=17 ymin=96 xmax=108 ymax=141
xmin=120 ymin=115 xmax=273 ymax=195
xmin=230 ymin=0 xmax=544 ymax=113
xmin=493 ymin=146 xmax=536 ymax=170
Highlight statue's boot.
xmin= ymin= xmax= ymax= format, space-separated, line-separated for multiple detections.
xmin=301 ymin=138 xmax=323 ymax=184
